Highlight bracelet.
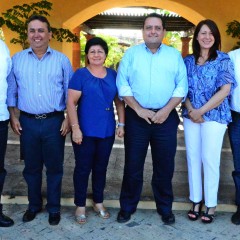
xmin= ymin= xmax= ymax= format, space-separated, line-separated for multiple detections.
xmin=71 ymin=123 xmax=79 ymax=128
xmin=117 ymin=123 xmax=125 ymax=127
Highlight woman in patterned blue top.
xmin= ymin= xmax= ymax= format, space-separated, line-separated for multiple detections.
xmin=67 ymin=37 xmax=125 ymax=224
xmin=182 ymin=19 xmax=236 ymax=223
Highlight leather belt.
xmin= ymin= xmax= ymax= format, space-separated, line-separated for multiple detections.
xmin=20 ymin=111 xmax=64 ymax=119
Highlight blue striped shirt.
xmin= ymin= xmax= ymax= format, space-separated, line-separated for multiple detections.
xmin=7 ymin=47 xmax=73 ymax=114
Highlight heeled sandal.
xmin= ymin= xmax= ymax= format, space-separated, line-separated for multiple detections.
xmin=188 ymin=201 xmax=202 ymax=221
xmin=201 ymin=207 xmax=215 ymax=224
xmin=93 ymin=202 xmax=110 ymax=219
xmin=75 ymin=207 xmax=87 ymax=224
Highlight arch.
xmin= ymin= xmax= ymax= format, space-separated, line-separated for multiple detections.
xmin=63 ymin=0 xmax=204 ymax=30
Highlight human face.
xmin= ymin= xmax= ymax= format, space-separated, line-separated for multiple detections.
xmin=197 ymin=24 xmax=215 ymax=50
xmin=28 ymin=20 xmax=52 ymax=52
xmin=87 ymin=45 xmax=106 ymax=66
xmin=142 ymin=17 xmax=166 ymax=52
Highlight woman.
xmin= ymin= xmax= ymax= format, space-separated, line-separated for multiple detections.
xmin=182 ymin=19 xmax=236 ymax=223
xmin=67 ymin=37 xmax=125 ymax=224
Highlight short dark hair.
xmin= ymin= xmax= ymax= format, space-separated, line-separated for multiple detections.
xmin=143 ymin=13 xmax=166 ymax=30
xmin=85 ymin=37 xmax=108 ymax=55
xmin=192 ymin=19 xmax=221 ymax=63
xmin=26 ymin=15 xmax=51 ymax=32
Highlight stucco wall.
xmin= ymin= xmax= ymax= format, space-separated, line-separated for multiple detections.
xmin=1 ymin=0 xmax=239 ymax=60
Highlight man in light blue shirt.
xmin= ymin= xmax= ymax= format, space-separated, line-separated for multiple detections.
xmin=116 ymin=13 xmax=188 ymax=224
xmin=0 ymin=40 xmax=14 ymax=227
xmin=7 ymin=15 xmax=73 ymax=225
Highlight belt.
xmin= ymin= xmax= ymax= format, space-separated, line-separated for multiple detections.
xmin=20 ymin=111 xmax=64 ymax=119
xmin=148 ymin=108 xmax=161 ymax=112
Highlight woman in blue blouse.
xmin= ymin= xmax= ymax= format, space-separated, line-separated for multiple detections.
xmin=182 ymin=19 xmax=236 ymax=223
xmin=67 ymin=37 xmax=125 ymax=224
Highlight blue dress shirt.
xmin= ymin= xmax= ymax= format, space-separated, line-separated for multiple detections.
xmin=7 ymin=47 xmax=73 ymax=114
xmin=68 ymin=67 xmax=117 ymax=138
xmin=116 ymin=43 xmax=188 ymax=109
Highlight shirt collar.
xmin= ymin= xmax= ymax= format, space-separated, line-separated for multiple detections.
xmin=144 ymin=43 xmax=164 ymax=53
xmin=27 ymin=46 xmax=52 ymax=55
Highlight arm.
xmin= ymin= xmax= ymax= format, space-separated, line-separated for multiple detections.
xmin=61 ymin=57 xmax=74 ymax=136
xmin=67 ymin=89 xmax=82 ymax=144
xmin=8 ymin=107 xmax=22 ymax=135
xmin=189 ymin=84 xmax=231 ymax=122
xmin=114 ymin=96 xmax=125 ymax=138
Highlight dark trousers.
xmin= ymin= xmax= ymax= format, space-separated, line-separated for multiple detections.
xmin=0 ymin=120 xmax=9 ymax=202
xmin=20 ymin=113 xmax=65 ymax=213
xmin=120 ymin=107 xmax=179 ymax=215
xmin=73 ymin=135 xmax=115 ymax=207
xmin=228 ymin=110 xmax=240 ymax=206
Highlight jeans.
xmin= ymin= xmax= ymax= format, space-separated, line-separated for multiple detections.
xmin=0 ymin=120 xmax=9 ymax=197
xmin=20 ymin=113 xmax=65 ymax=213
xmin=120 ymin=107 xmax=179 ymax=215
xmin=228 ymin=110 xmax=240 ymax=206
xmin=73 ymin=135 xmax=115 ymax=207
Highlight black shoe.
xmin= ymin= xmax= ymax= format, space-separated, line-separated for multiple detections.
xmin=161 ymin=212 xmax=175 ymax=225
xmin=22 ymin=209 xmax=41 ymax=222
xmin=0 ymin=213 xmax=14 ymax=227
xmin=49 ymin=212 xmax=61 ymax=225
xmin=117 ymin=210 xmax=131 ymax=223
xmin=231 ymin=207 xmax=240 ymax=225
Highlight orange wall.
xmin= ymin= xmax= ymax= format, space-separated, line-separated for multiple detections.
xmin=1 ymin=0 xmax=239 ymax=60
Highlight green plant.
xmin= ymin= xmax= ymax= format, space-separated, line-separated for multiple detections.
xmin=226 ymin=20 xmax=240 ymax=49
xmin=0 ymin=0 xmax=78 ymax=49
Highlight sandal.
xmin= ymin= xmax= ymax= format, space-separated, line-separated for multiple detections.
xmin=93 ymin=202 xmax=110 ymax=219
xmin=188 ymin=201 xmax=202 ymax=221
xmin=75 ymin=207 xmax=87 ymax=224
xmin=201 ymin=207 xmax=215 ymax=224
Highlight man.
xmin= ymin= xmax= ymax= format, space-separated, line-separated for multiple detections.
xmin=7 ymin=15 xmax=73 ymax=225
xmin=0 ymin=40 xmax=14 ymax=227
xmin=228 ymin=48 xmax=240 ymax=225
xmin=116 ymin=13 xmax=188 ymax=224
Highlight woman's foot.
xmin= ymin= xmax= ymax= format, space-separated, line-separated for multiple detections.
xmin=201 ymin=207 xmax=216 ymax=223
xmin=188 ymin=201 xmax=202 ymax=221
xmin=75 ymin=207 xmax=87 ymax=224
xmin=93 ymin=202 xmax=110 ymax=219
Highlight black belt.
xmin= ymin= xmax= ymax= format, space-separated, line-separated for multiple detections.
xmin=20 ymin=110 xmax=64 ymax=119
xmin=148 ymin=108 xmax=161 ymax=112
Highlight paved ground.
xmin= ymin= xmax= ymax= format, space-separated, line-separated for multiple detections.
xmin=1 ymin=204 xmax=240 ymax=240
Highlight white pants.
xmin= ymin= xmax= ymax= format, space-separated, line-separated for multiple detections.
xmin=183 ymin=118 xmax=227 ymax=207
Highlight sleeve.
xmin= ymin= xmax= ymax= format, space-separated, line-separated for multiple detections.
xmin=62 ymin=56 xmax=74 ymax=105
xmin=217 ymin=55 xmax=237 ymax=94
xmin=172 ymin=53 xmax=188 ymax=98
xmin=68 ymin=69 xmax=83 ymax=91
xmin=116 ymin=49 xmax=134 ymax=98
xmin=7 ymin=55 xmax=18 ymax=107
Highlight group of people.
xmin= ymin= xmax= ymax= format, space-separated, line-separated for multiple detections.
xmin=1 ymin=12 xmax=240 ymax=229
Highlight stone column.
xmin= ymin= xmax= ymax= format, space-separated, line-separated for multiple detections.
xmin=72 ymin=26 xmax=81 ymax=71
xmin=181 ymin=37 xmax=191 ymax=58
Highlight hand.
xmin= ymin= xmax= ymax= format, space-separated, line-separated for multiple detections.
xmin=10 ymin=116 xmax=22 ymax=135
xmin=150 ymin=108 xmax=170 ymax=124
xmin=60 ymin=118 xmax=70 ymax=136
xmin=116 ymin=126 xmax=125 ymax=138
xmin=136 ymin=108 xmax=155 ymax=124
xmin=188 ymin=109 xmax=204 ymax=123
xmin=72 ymin=128 xmax=83 ymax=145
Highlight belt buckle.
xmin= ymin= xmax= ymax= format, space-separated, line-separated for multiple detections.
xmin=35 ymin=114 xmax=47 ymax=119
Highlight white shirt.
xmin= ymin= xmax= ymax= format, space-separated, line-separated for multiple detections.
xmin=0 ymin=40 xmax=12 ymax=121
xmin=228 ymin=49 xmax=240 ymax=112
